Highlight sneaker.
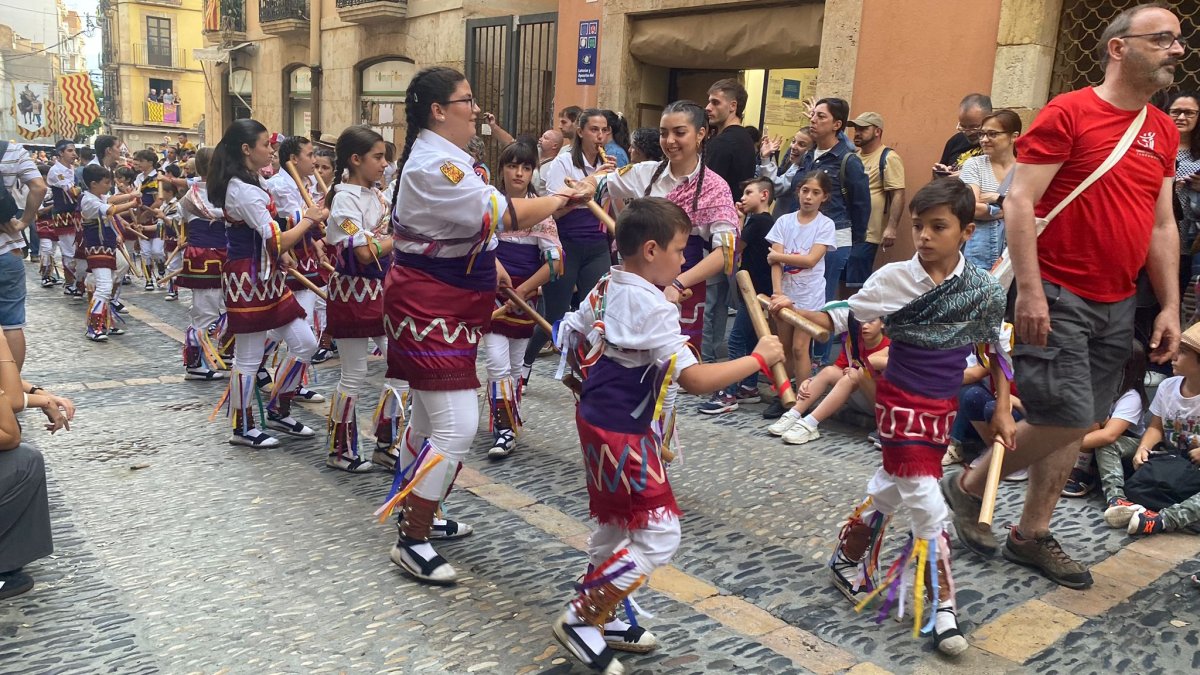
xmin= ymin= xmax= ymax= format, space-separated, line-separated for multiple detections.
xmin=830 ymin=553 xmax=869 ymax=605
xmin=40 ymin=277 xmax=55 ymax=288
xmin=1002 ymin=528 xmax=1093 ymax=589
xmin=488 ymin=428 xmax=517 ymax=459
xmin=229 ymin=428 xmax=280 ymax=448
xmin=310 ymin=348 xmax=331 ymax=364
xmin=1003 ymin=468 xmax=1029 ymax=482
xmin=940 ymin=472 xmax=998 ymax=557
xmin=0 ymin=569 xmax=35 ymax=600
xmin=372 ymin=442 xmax=399 ymax=472
xmin=121 ymin=274 xmax=131 ymax=285
xmin=296 ymin=387 xmax=325 ymax=403
xmin=144 ymin=281 xmax=155 ymax=291
xmin=325 ymin=453 xmax=374 ymax=473
xmin=86 ymin=331 xmax=108 ymax=343
xmin=782 ymin=420 xmax=820 ymax=445
xmin=603 ymin=616 xmax=659 ymax=653
xmin=390 ymin=536 xmax=457 ymax=584
xmin=429 ymin=517 xmax=474 ymax=540
xmin=107 ymin=327 xmax=126 ymax=336
xmin=932 ymin=606 xmax=969 ymax=657
xmin=63 ymin=284 xmax=76 ymax=296
xmin=1061 ymin=467 xmax=1095 ymax=498
xmin=71 ymin=289 xmax=84 ymax=300
xmin=867 ymin=429 xmax=882 ymax=449
xmin=943 ymin=440 xmax=965 ymax=467
xmin=266 ymin=412 xmax=315 ymax=437
xmin=762 ymin=399 xmax=787 ymax=419
xmin=1128 ymin=509 xmax=1166 ymax=536
xmin=733 ymin=385 xmax=762 ymax=405
xmin=698 ymin=392 xmax=738 ymax=415
xmin=553 ymin=609 xmax=624 ymax=675
xmin=1103 ymin=497 xmax=1144 ymax=529
xmin=111 ymin=300 xmax=127 ymax=314
xmin=185 ymin=368 xmax=224 ymax=381
xmin=768 ymin=411 xmax=801 ymax=436
xmin=164 ymin=291 xmax=178 ymax=302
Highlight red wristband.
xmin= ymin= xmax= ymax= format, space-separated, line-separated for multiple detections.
xmin=751 ymin=352 xmax=770 ymax=376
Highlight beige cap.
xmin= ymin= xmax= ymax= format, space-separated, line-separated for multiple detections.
xmin=847 ymin=112 xmax=884 ymax=130
xmin=1182 ymin=322 xmax=1200 ymax=353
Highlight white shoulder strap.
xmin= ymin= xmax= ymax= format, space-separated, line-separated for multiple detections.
xmin=1043 ymin=105 xmax=1148 ymax=224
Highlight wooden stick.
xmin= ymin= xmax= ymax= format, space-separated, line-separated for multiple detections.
xmin=501 ymin=287 xmax=557 ymax=350
xmin=978 ymin=440 xmax=1008 ymax=526
xmin=286 ymin=268 xmax=328 ymax=301
xmin=285 ymin=161 xmax=317 ymax=210
xmin=755 ymin=294 xmax=831 ymax=341
xmin=734 ymin=270 xmax=796 ymax=407
xmin=587 ymin=200 xmax=616 ymax=236
xmin=315 ymin=170 xmax=329 ymax=196
xmin=158 ymin=268 xmax=183 ymax=284
xmin=320 ymin=260 xmax=336 ymax=273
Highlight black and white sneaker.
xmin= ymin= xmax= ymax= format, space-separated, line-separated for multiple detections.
xmin=144 ymin=281 xmax=155 ymax=291
xmin=164 ymin=291 xmax=178 ymax=302
xmin=603 ymin=617 xmax=658 ymax=653
xmin=296 ymin=387 xmax=325 ymax=403
xmin=111 ymin=300 xmax=127 ymax=313
xmin=488 ymin=429 xmax=516 ymax=459
xmin=266 ymin=411 xmax=315 ymax=437
xmin=325 ymin=453 xmax=374 ymax=473
xmin=86 ymin=331 xmax=108 ymax=343
xmin=121 ymin=274 xmax=131 ymax=285
xmin=371 ymin=442 xmax=399 ymax=472
xmin=932 ymin=606 xmax=969 ymax=656
xmin=553 ymin=610 xmax=625 ymax=674
xmin=229 ymin=428 xmax=280 ymax=448
xmin=389 ymin=535 xmax=457 ymax=584
xmin=63 ymin=284 xmax=77 ymax=296
xmin=107 ymin=327 xmax=126 ymax=336
xmin=429 ymin=517 xmax=474 ymax=540
xmin=41 ymin=277 xmax=55 ymax=288
xmin=310 ymin=348 xmax=331 ymax=364
xmin=185 ymin=368 xmax=224 ymax=381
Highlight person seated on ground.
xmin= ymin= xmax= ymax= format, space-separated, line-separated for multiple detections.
xmin=1061 ymin=341 xmax=1148 ymax=498
xmin=947 ymin=323 xmax=1029 ymax=482
xmin=768 ymin=318 xmax=889 ymax=445
xmin=1102 ymin=324 xmax=1200 ymax=536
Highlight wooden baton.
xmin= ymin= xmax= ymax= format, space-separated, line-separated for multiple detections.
xmin=977 ymin=440 xmax=1008 ymax=526
xmin=286 ymin=161 xmax=318 ymax=210
xmin=755 ymin=294 xmax=831 ymax=341
xmin=501 ymin=287 xmax=558 ymax=352
xmin=734 ymin=270 xmax=796 ymax=407
xmin=286 ymin=268 xmax=329 ymax=301
xmin=586 ymin=201 xmax=616 ymax=236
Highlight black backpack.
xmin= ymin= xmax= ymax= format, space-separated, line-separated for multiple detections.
xmin=0 ymin=141 xmax=22 ymax=225
xmin=1124 ymin=443 xmax=1200 ymax=513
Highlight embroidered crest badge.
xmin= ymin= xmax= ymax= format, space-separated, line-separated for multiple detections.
xmin=340 ymin=220 xmax=361 ymax=236
xmin=441 ymin=161 xmax=465 ymax=184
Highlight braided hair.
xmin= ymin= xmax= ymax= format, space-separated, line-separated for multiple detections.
xmin=389 ymin=67 xmax=467 ymax=212
xmin=325 ymin=125 xmax=384 ymax=210
xmin=643 ymin=100 xmax=708 ymax=211
xmin=570 ymin=108 xmax=608 ymax=171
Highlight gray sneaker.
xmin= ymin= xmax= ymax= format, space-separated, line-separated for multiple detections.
xmin=940 ymin=472 xmax=998 ymax=556
xmin=1002 ymin=529 xmax=1093 ymax=589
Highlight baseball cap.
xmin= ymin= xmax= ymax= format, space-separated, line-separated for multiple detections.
xmin=847 ymin=112 xmax=884 ymax=130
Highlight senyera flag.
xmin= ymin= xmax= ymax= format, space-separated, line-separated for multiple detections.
xmin=58 ymin=73 xmax=100 ymax=126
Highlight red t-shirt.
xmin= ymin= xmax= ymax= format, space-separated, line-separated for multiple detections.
xmin=835 ymin=334 xmax=891 ymax=370
xmin=1016 ymin=87 xmax=1176 ymax=303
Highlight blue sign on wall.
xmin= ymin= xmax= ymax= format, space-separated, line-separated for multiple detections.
xmin=577 ymin=20 xmax=599 ymax=85
xmin=782 ymin=79 xmax=801 ymax=100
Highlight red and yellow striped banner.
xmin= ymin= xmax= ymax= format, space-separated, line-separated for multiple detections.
xmin=58 ymin=72 xmax=99 ymax=126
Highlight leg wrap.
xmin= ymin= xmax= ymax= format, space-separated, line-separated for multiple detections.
xmin=183 ymin=327 xmax=203 ymax=369
xmin=327 ymin=389 xmax=361 ymax=460
xmin=853 ymin=532 xmax=949 ymax=639
xmin=570 ymin=549 xmax=649 ymax=628
xmin=87 ymin=298 xmax=108 ymax=335
xmin=372 ymin=379 xmax=410 ymax=448
xmin=400 ymin=494 xmax=440 ymax=541
xmin=220 ymin=371 xmax=260 ymax=434
xmin=267 ymin=356 xmax=307 ymax=412
xmin=488 ymin=377 xmax=521 ymax=432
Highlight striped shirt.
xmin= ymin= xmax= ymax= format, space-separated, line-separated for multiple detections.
xmin=1 ymin=143 xmax=40 ymax=254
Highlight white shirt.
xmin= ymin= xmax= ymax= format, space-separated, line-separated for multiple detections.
xmin=827 ymin=253 xmax=969 ymax=335
xmin=757 ymin=159 xmax=800 ymax=195
xmin=1109 ymin=388 xmax=1147 ymax=437
xmin=766 ymin=211 xmax=837 ymax=310
xmin=80 ymin=191 xmax=112 ymax=222
xmin=179 ymin=182 xmax=224 ymax=222
xmin=541 ymin=148 xmax=600 ymax=221
xmin=265 ymin=172 xmax=315 ymax=223
xmin=1149 ymin=376 xmax=1200 ymax=450
xmin=605 ymin=158 xmax=738 ymax=240
xmin=133 ymin=169 xmax=158 ymax=193
xmin=224 ymin=177 xmax=278 ymax=240
xmin=560 ymin=266 xmax=698 ymax=372
xmin=328 ymin=183 xmax=389 ymax=250
xmin=390 ymin=129 xmax=508 ymax=259
xmin=47 ymin=161 xmax=75 ymax=193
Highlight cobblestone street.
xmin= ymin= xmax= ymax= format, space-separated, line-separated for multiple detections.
xmin=4 ymin=267 xmax=1200 ymax=675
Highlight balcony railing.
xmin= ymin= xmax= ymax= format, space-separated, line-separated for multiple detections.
xmin=259 ymin=0 xmax=308 ymax=23
xmin=145 ymin=101 xmax=184 ymax=125
xmin=132 ymin=43 xmax=189 ymax=70
xmin=335 ymin=0 xmax=406 ymax=24
xmin=204 ymin=0 xmax=246 ymax=34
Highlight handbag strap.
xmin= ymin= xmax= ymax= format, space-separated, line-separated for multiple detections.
xmin=1043 ymin=105 xmax=1148 ymax=224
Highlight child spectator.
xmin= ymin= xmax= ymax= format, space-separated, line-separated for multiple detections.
xmin=1061 ymin=341 xmax=1147 ymax=498
xmin=1102 ymin=326 xmax=1200 ymax=536
xmin=700 ymin=177 xmax=775 ymax=414
xmin=768 ymin=318 xmax=889 ymax=444
xmin=553 ymin=197 xmax=784 ymax=673
xmin=950 ymin=323 xmax=1029 ymax=481
xmin=793 ymin=178 xmax=1010 ymax=656
xmin=766 ymin=171 xmax=837 ymax=386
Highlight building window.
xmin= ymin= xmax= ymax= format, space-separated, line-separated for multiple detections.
xmin=359 ymin=58 xmax=415 ymax=146
xmin=146 ymin=17 xmax=172 ymax=68
xmin=229 ymin=68 xmax=253 ymax=122
xmin=286 ymin=65 xmax=312 ymax=138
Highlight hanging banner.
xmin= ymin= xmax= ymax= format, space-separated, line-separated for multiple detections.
xmin=12 ymin=81 xmax=52 ymax=139
xmin=58 ymin=72 xmax=100 ymax=126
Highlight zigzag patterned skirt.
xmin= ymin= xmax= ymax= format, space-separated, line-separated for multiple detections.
xmin=383 ymin=265 xmax=492 ymax=391
xmin=327 ymin=273 xmax=383 ymax=339
xmin=576 ymin=409 xmax=680 ymax=529
xmin=222 ymin=258 xmax=306 ymax=334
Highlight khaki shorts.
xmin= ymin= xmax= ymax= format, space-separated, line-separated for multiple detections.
xmin=1013 ymin=281 xmax=1135 ymax=429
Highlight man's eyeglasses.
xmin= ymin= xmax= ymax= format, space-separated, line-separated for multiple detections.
xmin=1169 ymin=108 xmax=1199 ymax=119
xmin=979 ymin=130 xmax=1012 ymax=140
xmin=956 ymin=124 xmax=983 ymax=134
xmin=1118 ymin=32 xmax=1187 ymax=50
xmin=443 ymin=96 xmax=475 ymax=107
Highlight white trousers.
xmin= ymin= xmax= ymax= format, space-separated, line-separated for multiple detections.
xmin=862 ymin=467 xmax=949 ymax=540
xmin=233 ymin=319 xmax=319 ymax=376
xmin=91 ymin=267 xmax=113 ymax=305
xmin=140 ymin=237 xmax=165 ymax=262
xmin=58 ymin=231 xmax=77 ymax=279
xmin=335 ymin=336 xmax=387 ymax=394
xmin=482 ymin=333 xmax=528 ymax=382
xmin=189 ymin=288 xmax=224 ymax=333
xmin=400 ymin=389 xmax=479 ymax=501
xmin=587 ymin=508 xmax=682 ymax=576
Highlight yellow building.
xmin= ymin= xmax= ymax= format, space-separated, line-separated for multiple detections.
xmin=99 ymin=0 xmax=206 ymax=150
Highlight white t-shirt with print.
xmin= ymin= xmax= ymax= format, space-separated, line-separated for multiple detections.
xmin=766 ymin=211 xmax=836 ymax=310
xmin=1148 ymin=376 xmax=1200 ymax=451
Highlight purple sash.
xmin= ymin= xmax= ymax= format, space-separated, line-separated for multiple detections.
xmin=392 ymin=250 xmax=497 ymax=292
xmin=496 ymin=240 xmax=542 ymax=279
xmin=187 ymin=218 xmax=227 ymax=249
xmin=555 ymin=207 xmax=607 ymax=244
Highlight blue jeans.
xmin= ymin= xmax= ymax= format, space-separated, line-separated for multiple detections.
xmin=845 ymin=242 xmax=878 ymax=287
xmin=964 ymin=220 xmax=1006 ymax=271
xmin=813 ymin=243 xmax=852 ymax=364
xmin=701 ymin=272 xmax=731 ymax=362
xmin=723 ymin=304 xmax=757 ymax=394
xmin=952 ymin=382 xmax=1024 ymax=444
xmin=0 ymin=249 xmax=28 ymax=329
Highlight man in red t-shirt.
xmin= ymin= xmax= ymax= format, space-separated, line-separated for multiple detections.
xmin=944 ymin=4 xmax=1184 ymax=590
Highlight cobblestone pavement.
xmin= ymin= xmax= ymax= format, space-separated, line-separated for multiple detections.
xmin=3 ymin=266 xmax=1200 ymax=674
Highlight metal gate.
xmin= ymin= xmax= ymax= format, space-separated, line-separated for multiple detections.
xmin=1051 ymin=1 xmax=1200 ymax=98
xmin=465 ymin=12 xmax=557 ymax=171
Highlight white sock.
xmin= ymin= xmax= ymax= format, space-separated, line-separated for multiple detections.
xmin=934 ymin=602 xmax=958 ymax=633
xmin=781 ymin=409 xmax=801 ymax=421
xmin=403 ymin=539 xmax=439 ymax=562
xmin=802 ymin=414 xmax=820 ymax=428
xmin=565 ymin=605 xmax=610 ymax=655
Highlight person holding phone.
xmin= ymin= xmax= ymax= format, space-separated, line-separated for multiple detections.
xmin=1167 ymin=92 xmax=1200 ymax=295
